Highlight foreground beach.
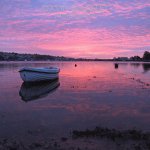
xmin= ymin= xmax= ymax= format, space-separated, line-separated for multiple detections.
xmin=0 ymin=126 xmax=150 ymax=150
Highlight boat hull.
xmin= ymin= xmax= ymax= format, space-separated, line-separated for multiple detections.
xmin=20 ymin=71 xmax=59 ymax=82
xmin=19 ymin=67 xmax=60 ymax=82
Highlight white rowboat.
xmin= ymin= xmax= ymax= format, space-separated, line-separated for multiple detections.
xmin=19 ymin=67 xmax=60 ymax=82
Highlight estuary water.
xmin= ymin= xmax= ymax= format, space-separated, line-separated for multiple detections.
xmin=0 ymin=61 xmax=149 ymax=143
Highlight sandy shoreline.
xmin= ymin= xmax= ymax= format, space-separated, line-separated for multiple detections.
xmin=0 ymin=127 xmax=149 ymax=150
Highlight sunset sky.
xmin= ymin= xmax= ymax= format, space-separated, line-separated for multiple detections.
xmin=0 ymin=0 xmax=150 ymax=58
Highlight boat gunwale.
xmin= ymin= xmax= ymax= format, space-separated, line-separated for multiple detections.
xmin=19 ymin=68 xmax=59 ymax=74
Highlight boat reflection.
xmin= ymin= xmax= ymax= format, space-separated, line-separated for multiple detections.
xmin=114 ymin=63 xmax=119 ymax=69
xmin=142 ymin=63 xmax=150 ymax=73
xmin=19 ymin=79 xmax=60 ymax=102
xmin=130 ymin=63 xmax=141 ymax=68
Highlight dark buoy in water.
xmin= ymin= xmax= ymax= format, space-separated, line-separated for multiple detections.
xmin=114 ymin=63 xmax=119 ymax=69
xmin=75 ymin=64 xmax=77 ymax=67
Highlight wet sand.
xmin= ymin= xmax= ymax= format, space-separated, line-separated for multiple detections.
xmin=0 ymin=127 xmax=150 ymax=150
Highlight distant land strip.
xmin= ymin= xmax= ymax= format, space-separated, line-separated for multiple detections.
xmin=0 ymin=51 xmax=149 ymax=62
xmin=0 ymin=51 xmax=112 ymax=61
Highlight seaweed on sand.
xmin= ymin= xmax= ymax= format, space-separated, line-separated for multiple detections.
xmin=72 ymin=127 xmax=150 ymax=142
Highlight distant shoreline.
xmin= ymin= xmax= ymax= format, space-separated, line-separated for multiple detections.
xmin=0 ymin=51 xmax=113 ymax=61
xmin=0 ymin=51 xmax=150 ymax=62
xmin=0 ymin=61 xmax=150 ymax=64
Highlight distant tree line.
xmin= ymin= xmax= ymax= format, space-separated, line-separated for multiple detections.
xmin=0 ymin=51 xmax=113 ymax=61
xmin=143 ymin=51 xmax=150 ymax=61
xmin=114 ymin=51 xmax=150 ymax=62
xmin=130 ymin=51 xmax=150 ymax=61
xmin=0 ymin=52 xmax=77 ymax=61
xmin=0 ymin=51 xmax=150 ymax=61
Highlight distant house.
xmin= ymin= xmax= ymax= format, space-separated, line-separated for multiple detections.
xmin=113 ymin=57 xmax=129 ymax=61
xmin=130 ymin=56 xmax=142 ymax=61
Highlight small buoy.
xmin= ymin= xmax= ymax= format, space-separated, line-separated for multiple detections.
xmin=75 ymin=64 xmax=77 ymax=67
xmin=114 ymin=63 xmax=118 ymax=69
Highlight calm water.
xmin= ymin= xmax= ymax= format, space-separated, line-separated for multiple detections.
xmin=0 ymin=61 xmax=150 ymax=141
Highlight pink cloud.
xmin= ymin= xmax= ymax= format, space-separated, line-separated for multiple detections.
xmin=1 ymin=24 xmax=149 ymax=58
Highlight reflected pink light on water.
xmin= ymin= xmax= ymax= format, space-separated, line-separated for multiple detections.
xmin=0 ymin=62 xmax=149 ymax=138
